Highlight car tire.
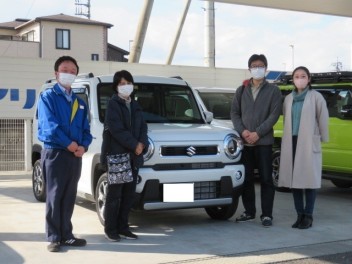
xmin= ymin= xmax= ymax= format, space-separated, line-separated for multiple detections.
xmin=204 ymin=194 xmax=239 ymax=220
xmin=331 ymin=179 xmax=352 ymax=188
xmin=95 ymin=173 xmax=108 ymax=226
xmin=32 ymin=159 xmax=46 ymax=202
xmin=272 ymin=151 xmax=291 ymax=192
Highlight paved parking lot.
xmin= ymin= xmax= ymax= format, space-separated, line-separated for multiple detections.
xmin=0 ymin=172 xmax=351 ymax=264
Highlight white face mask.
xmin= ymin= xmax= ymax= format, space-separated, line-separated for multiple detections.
xmin=118 ymin=84 xmax=134 ymax=97
xmin=294 ymin=79 xmax=308 ymax=89
xmin=58 ymin=73 xmax=76 ymax=87
xmin=250 ymin=67 xmax=266 ymax=80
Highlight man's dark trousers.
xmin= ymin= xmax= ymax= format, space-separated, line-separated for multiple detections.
xmin=241 ymin=145 xmax=275 ymax=219
xmin=41 ymin=149 xmax=82 ymax=242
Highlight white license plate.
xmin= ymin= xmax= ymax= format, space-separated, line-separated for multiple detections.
xmin=163 ymin=183 xmax=194 ymax=202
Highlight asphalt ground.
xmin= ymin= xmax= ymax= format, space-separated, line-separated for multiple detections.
xmin=0 ymin=172 xmax=351 ymax=264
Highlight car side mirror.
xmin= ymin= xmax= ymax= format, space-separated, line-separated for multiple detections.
xmin=204 ymin=111 xmax=213 ymax=123
xmin=340 ymin=104 xmax=352 ymax=119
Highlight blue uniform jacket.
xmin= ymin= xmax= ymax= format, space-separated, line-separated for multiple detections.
xmin=37 ymin=83 xmax=92 ymax=150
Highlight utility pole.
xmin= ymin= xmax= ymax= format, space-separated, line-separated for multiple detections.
xmin=289 ymin=44 xmax=294 ymax=71
xmin=204 ymin=1 xmax=215 ymax=67
xmin=75 ymin=0 xmax=91 ymax=19
xmin=332 ymin=57 xmax=343 ymax=72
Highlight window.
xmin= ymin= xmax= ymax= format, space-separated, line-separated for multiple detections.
xmin=22 ymin=31 xmax=34 ymax=42
xmin=198 ymin=92 xmax=234 ymax=120
xmin=56 ymin=29 xmax=70 ymax=49
xmin=97 ymin=82 xmax=203 ymax=124
xmin=91 ymin=54 xmax=99 ymax=61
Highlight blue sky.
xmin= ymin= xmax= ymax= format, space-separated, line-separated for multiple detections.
xmin=1 ymin=0 xmax=352 ymax=72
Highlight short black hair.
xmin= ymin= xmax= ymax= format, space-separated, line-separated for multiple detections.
xmin=248 ymin=54 xmax=268 ymax=68
xmin=54 ymin=56 xmax=79 ymax=74
xmin=112 ymin=70 xmax=134 ymax=91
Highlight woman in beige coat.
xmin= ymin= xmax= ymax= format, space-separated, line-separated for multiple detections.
xmin=278 ymin=66 xmax=329 ymax=229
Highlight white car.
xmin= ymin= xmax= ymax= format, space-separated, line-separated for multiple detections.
xmin=32 ymin=74 xmax=244 ymax=223
xmin=194 ymin=87 xmax=236 ymax=128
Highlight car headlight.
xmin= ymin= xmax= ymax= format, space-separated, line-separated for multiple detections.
xmin=224 ymin=134 xmax=243 ymax=159
xmin=143 ymin=137 xmax=154 ymax=161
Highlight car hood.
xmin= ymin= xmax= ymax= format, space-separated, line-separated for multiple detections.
xmin=210 ymin=119 xmax=234 ymax=129
xmin=147 ymin=123 xmax=236 ymax=142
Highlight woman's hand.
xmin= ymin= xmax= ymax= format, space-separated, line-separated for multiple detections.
xmin=135 ymin=142 xmax=145 ymax=155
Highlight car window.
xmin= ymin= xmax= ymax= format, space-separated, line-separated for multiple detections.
xmin=135 ymin=84 xmax=203 ymax=123
xmin=198 ymin=92 xmax=234 ymax=120
xmin=336 ymin=89 xmax=352 ymax=118
xmin=97 ymin=82 xmax=203 ymax=124
xmin=279 ymin=85 xmax=352 ymax=119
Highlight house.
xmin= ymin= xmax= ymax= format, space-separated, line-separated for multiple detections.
xmin=0 ymin=14 xmax=128 ymax=62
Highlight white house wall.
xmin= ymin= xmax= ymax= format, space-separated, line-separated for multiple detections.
xmin=41 ymin=21 xmax=106 ymax=61
xmin=17 ymin=23 xmax=40 ymax=42
xmin=0 ymin=40 xmax=40 ymax=58
xmin=0 ymin=28 xmax=17 ymax=36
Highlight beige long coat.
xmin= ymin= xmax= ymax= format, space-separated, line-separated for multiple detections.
xmin=278 ymin=90 xmax=329 ymax=189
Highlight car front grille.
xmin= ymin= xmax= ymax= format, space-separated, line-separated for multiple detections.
xmin=152 ymin=162 xmax=224 ymax=171
xmin=161 ymin=145 xmax=218 ymax=156
xmin=194 ymin=181 xmax=219 ymax=200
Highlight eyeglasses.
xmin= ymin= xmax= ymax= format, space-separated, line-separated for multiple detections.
xmin=250 ymin=65 xmax=266 ymax=69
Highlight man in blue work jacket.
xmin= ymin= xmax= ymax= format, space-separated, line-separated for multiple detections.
xmin=37 ymin=56 xmax=93 ymax=252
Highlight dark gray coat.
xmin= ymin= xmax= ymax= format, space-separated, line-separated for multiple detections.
xmin=231 ymin=79 xmax=282 ymax=145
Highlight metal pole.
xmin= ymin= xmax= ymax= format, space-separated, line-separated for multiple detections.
xmin=128 ymin=0 xmax=154 ymax=63
xmin=166 ymin=0 xmax=191 ymax=65
xmin=204 ymin=1 xmax=215 ymax=67
xmin=290 ymin=44 xmax=294 ymax=70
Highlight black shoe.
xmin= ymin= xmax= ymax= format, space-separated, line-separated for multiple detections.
xmin=47 ymin=242 xmax=60 ymax=252
xmin=235 ymin=212 xmax=255 ymax=222
xmin=61 ymin=237 xmax=87 ymax=247
xmin=261 ymin=216 xmax=272 ymax=227
xmin=105 ymin=233 xmax=121 ymax=242
xmin=119 ymin=230 xmax=138 ymax=240
xmin=298 ymin=214 xmax=313 ymax=229
xmin=292 ymin=214 xmax=304 ymax=228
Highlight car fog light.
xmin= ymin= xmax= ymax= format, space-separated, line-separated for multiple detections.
xmin=235 ymin=171 xmax=243 ymax=181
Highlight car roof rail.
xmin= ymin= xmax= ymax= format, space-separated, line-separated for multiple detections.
xmin=275 ymin=71 xmax=352 ymax=85
xmin=77 ymin=72 xmax=94 ymax=79
xmin=170 ymin=76 xmax=183 ymax=80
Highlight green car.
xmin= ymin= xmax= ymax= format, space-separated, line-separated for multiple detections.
xmin=273 ymin=71 xmax=352 ymax=189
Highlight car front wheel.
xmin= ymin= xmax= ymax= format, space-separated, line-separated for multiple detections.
xmin=331 ymin=179 xmax=352 ymax=188
xmin=95 ymin=173 xmax=108 ymax=225
xmin=204 ymin=194 xmax=239 ymax=220
xmin=272 ymin=151 xmax=291 ymax=192
xmin=32 ymin=160 xmax=46 ymax=202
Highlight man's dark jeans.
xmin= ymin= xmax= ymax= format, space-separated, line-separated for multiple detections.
xmin=241 ymin=145 xmax=275 ymax=219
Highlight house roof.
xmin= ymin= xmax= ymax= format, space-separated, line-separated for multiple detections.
xmin=37 ymin=14 xmax=112 ymax=27
xmin=12 ymin=14 xmax=113 ymax=29
xmin=0 ymin=19 xmax=30 ymax=29
xmin=108 ymin=43 xmax=129 ymax=55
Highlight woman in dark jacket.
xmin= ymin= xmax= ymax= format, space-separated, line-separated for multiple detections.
xmin=102 ymin=70 xmax=148 ymax=241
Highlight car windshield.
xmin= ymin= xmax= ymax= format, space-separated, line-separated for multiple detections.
xmin=198 ymin=91 xmax=234 ymax=120
xmin=98 ymin=82 xmax=203 ymax=124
